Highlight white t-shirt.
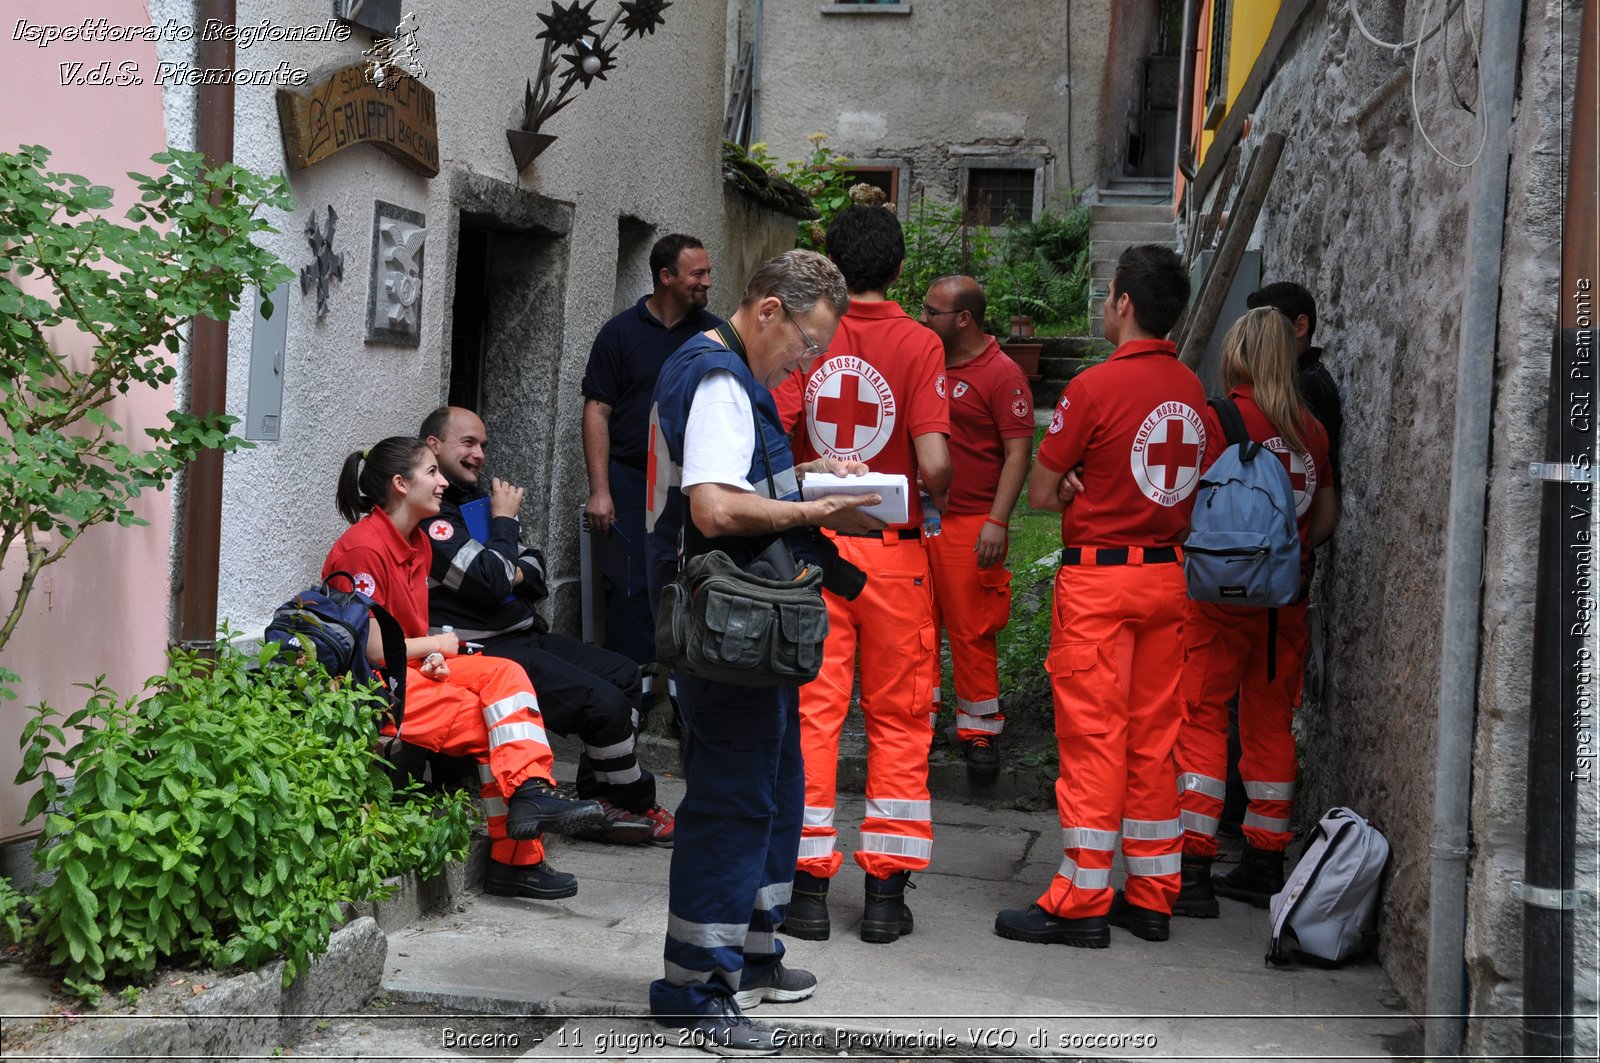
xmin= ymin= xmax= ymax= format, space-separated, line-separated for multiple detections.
xmin=682 ymin=369 xmax=757 ymax=494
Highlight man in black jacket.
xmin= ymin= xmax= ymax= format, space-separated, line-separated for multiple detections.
xmin=420 ymin=406 xmax=673 ymax=877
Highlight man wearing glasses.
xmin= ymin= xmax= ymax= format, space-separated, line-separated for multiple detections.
xmin=773 ymin=202 xmax=952 ymax=946
xmin=918 ymin=275 xmax=1034 ymax=779
xmin=644 ymin=250 xmax=882 ymax=1054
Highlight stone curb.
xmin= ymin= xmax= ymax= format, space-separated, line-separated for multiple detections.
xmin=22 ymin=916 xmax=387 ymax=1063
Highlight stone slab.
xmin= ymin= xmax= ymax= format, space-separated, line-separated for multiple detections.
xmin=374 ymin=770 xmax=1418 ymax=1061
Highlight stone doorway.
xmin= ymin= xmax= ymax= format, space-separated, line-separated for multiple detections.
xmin=442 ymin=173 xmax=577 ymax=622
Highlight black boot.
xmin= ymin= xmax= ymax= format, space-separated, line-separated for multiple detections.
xmin=860 ymin=871 xmax=915 ymax=944
xmin=1213 ymin=845 xmax=1286 ymax=908
xmin=1108 ymin=891 xmax=1170 ymax=941
xmin=779 ymin=871 xmax=831 ymax=941
xmin=1173 ymin=855 xmax=1220 ymax=918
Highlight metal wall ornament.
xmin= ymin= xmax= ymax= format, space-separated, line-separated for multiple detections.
xmin=366 ymin=201 xmax=426 ymax=346
xmin=508 ymin=0 xmax=672 ymax=170
xmin=300 ymin=205 xmax=344 ymax=319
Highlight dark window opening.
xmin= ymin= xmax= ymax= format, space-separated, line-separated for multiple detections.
xmin=1204 ymin=0 xmax=1229 ymax=109
xmin=965 ymin=168 xmax=1036 ymax=224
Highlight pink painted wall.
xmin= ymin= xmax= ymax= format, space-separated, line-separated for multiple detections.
xmin=0 ymin=2 xmax=173 ymax=842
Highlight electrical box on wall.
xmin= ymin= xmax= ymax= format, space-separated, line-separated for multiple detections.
xmin=245 ymin=281 xmax=291 ymax=440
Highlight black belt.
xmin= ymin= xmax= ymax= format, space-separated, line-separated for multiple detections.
xmin=837 ymin=528 xmax=923 ymax=541
xmin=1059 ymin=546 xmax=1181 ymax=566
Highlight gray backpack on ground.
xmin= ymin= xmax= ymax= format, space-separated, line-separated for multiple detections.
xmin=1267 ymin=806 xmax=1390 ymax=966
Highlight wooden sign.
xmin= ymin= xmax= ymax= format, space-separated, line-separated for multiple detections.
xmin=277 ymin=63 xmax=439 ymax=178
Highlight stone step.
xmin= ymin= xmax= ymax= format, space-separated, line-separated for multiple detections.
xmin=1097 ymin=192 xmax=1172 ymax=207
xmin=1091 ymin=236 xmax=1180 ymax=261
xmin=1090 ymin=219 xmax=1180 ymax=245
xmin=1103 ymin=178 xmax=1173 ymax=193
xmin=1091 ymin=202 xmax=1175 ymax=223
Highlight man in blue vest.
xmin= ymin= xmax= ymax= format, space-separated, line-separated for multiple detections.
xmin=644 ymin=250 xmax=883 ymax=1055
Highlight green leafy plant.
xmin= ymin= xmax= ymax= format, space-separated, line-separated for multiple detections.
xmin=887 ymin=195 xmax=995 ymax=310
xmin=737 ymin=134 xmax=858 ymax=251
xmin=0 ymin=146 xmax=296 ymax=698
xmin=985 ymin=201 xmax=1093 ymax=336
xmin=14 ymin=639 xmax=472 ymax=1001
xmin=0 ymin=876 xmax=28 ymax=945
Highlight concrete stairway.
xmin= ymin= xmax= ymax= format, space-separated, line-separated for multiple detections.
xmin=1088 ymin=178 xmax=1178 ymax=337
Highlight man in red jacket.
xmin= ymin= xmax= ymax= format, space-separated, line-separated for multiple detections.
xmin=996 ymin=244 xmax=1204 ymax=949
xmin=774 ymin=204 xmax=951 ymax=945
xmin=919 ymin=275 xmax=1034 ymax=779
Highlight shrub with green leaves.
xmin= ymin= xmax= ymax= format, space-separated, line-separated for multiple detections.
xmin=0 ymin=145 xmax=295 ymax=699
xmin=15 ymin=641 xmax=472 ymax=1001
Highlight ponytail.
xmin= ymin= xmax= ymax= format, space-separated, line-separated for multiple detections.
xmin=1219 ymin=307 xmax=1311 ymax=457
xmin=335 ymin=436 xmax=430 ymax=524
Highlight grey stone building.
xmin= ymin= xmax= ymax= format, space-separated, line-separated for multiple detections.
xmin=1178 ymin=0 xmax=1595 ymax=1057
xmin=729 ymin=0 xmax=1179 ymax=216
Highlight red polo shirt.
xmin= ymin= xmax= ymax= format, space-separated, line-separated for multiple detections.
xmin=945 ymin=336 xmax=1035 ymax=514
xmin=1036 ymin=338 xmax=1207 ymax=548
xmin=323 ymin=506 xmax=432 ymax=638
xmin=1204 ymin=383 xmax=1332 ymax=554
xmin=779 ymin=299 xmax=949 ymax=527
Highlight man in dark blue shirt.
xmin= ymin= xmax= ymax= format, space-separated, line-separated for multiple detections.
xmin=581 ymin=234 xmax=722 ymax=697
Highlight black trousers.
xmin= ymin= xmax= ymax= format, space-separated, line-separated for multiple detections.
xmin=483 ymin=630 xmax=655 ymax=811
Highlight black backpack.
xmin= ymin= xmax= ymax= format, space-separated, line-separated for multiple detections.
xmin=265 ymin=571 xmax=409 ymax=733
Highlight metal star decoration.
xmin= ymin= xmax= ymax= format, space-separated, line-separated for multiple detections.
xmin=535 ymin=0 xmax=601 ymax=45
xmin=560 ymin=38 xmax=617 ymax=88
xmin=618 ymin=0 xmax=671 ymax=38
xmin=299 ymin=205 xmax=343 ymax=319
xmin=514 ymin=0 xmax=673 ymax=161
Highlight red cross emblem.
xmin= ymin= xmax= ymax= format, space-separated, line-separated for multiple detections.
xmin=804 ymin=356 xmax=897 ymax=460
xmin=1130 ymin=402 xmax=1205 ymax=506
xmin=1265 ymin=437 xmax=1318 ymax=516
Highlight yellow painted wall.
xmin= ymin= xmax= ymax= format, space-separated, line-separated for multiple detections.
xmin=1197 ymin=0 xmax=1281 ymax=167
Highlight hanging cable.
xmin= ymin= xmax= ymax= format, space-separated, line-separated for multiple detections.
xmin=1350 ymin=0 xmax=1464 ymax=54
xmin=1409 ymin=0 xmax=1488 ymax=168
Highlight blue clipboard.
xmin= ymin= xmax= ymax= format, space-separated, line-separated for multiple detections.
xmin=459 ymin=497 xmax=517 ymax=604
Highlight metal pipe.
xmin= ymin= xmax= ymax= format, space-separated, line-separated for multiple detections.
xmin=1175 ymin=0 xmax=1202 ymax=181
xmin=174 ymin=0 xmax=236 ymax=654
xmin=1062 ymin=0 xmax=1073 ymax=192
xmin=1423 ymin=0 xmax=1524 ymax=1056
xmin=1523 ymin=0 xmax=1596 ymax=1055
xmin=750 ymin=0 xmax=764 ymax=144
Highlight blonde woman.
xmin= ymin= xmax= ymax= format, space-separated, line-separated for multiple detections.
xmin=1170 ymin=307 xmax=1339 ymax=922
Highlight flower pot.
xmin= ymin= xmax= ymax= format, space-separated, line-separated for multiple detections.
xmin=507 ymin=129 xmax=557 ymax=171
xmin=1009 ymin=314 xmax=1036 ymax=337
xmin=1001 ymin=341 xmax=1043 ymax=380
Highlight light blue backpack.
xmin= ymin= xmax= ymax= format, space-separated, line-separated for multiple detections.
xmin=1184 ymin=397 xmax=1302 ymax=608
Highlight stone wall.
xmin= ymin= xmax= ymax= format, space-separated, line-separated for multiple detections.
xmin=144 ymin=0 xmax=794 ymax=637
xmin=1227 ymin=0 xmax=1584 ymax=1053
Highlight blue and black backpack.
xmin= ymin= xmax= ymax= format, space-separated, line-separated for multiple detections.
xmin=265 ymin=571 xmax=408 ymax=730
xmin=1184 ymin=397 xmax=1303 ymax=610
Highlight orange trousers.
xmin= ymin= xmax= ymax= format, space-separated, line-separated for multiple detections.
xmin=799 ymin=532 xmax=936 ymax=879
xmin=1038 ymin=559 xmax=1188 ymax=918
xmin=400 ymin=654 xmax=555 ymax=867
xmin=926 ymin=511 xmax=1010 ymax=741
xmin=1174 ymin=600 xmax=1308 ymax=857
